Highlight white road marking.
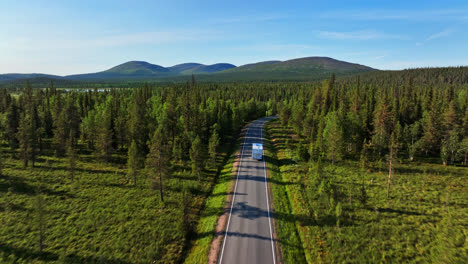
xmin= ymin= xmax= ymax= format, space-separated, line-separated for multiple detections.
xmin=219 ymin=125 xmax=250 ymax=264
xmin=261 ymin=120 xmax=277 ymax=264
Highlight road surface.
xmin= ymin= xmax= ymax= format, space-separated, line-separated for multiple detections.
xmin=218 ymin=117 xmax=276 ymax=264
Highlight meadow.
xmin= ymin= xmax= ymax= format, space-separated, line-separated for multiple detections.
xmin=265 ymin=119 xmax=467 ymax=263
xmin=0 ymin=138 xmax=235 ymax=263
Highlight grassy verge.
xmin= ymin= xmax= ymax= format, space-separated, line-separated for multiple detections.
xmin=265 ymin=119 xmax=468 ymax=263
xmin=264 ymin=120 xmax=307 ymax=264
xmin=183 ymin=134 xmax=241 ymax=264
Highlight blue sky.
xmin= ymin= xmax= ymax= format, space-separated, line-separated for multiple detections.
xmin=1 ymin=0 xmax=467 ymax=75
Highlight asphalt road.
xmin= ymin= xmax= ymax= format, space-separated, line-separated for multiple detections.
xmin=218 ymin=117 xmax=276 ymax=264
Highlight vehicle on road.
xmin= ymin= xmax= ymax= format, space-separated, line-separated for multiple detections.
xmin=252 ymin=143 xmax=263 ymax=160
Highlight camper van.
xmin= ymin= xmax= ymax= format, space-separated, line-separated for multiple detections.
xmin=252 ymin=143 xmax=263 ymax=160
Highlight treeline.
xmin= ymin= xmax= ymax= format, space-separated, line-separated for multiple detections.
xmin=0 ymin=81 xmax=280 ymax=200
xmin=280 ymin=73 xmax=468 ymax=166
xmin=1 ymin=66 xmax=467 ymax=176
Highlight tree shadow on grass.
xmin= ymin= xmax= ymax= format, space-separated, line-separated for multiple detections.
xmin=394 ymin=166 xmax=466 ymax=177
xmin=0 ymin=174 xmax=74 ymax=198
xmin=0 ymin=241 xmax=131 ymax=264
xmin=367 ymin=207 xmax=426 ymax=216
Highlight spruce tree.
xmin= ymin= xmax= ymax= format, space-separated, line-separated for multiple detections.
xmin=208 ymin=128 xmax=219 ymax=166
xmin=128 ymin=89 xmax=148 ymax=163
xmin=372 ymin=94 xmax=392 ymax=156
xmin=146 ymin=127 xmax=170 ymax=202
xmin=127 ymin=140 xmax=139 ymax=186
xmin=6 ymin=101 xmax=19 ymax=150
xmin=53 ymin=110 xmax=68 ymax=156
xmin=323 ymin=111 xmax=343 ymax=165
xmin=17 ymin=111 xmax=36 ymax=167
xmin=96 ymin=106 xmax=113 ymax=163
xmin=190 ymin=135 xmax=203 ymax=180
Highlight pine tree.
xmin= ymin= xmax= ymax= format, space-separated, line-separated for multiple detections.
xmin=190 ymin=135 xmax=203 ymax=180
xmin=6 ymin=101 xmax=19 ymax=150
xmin=372 ymin=94 xmax=393 ymax=156
xmin=421 ymin=89 xmax=442 ymax=155
xmin=146 ymin=127 xmax=170 ymax=202
xmin=444 ymin=100 xmax=459 ymax=131
xmin=17 ymin=111 xmax=36 ymax=167
xmin=128 ymin=89 xmax=148 ymax=164
xmin=53 ymin=110 xmax=68 ymax=156
xmin=323 ymin=111 xmax=343 ymax=165
xmin=96 ymin=105 xmax=113 ymax=162
xmin=208 ymin=128 xmax=220 ymax=166
xmin=127 ymin=140 xmax=139 ymax=186
xmin=279 ymin=103 xmax=291 ymax=127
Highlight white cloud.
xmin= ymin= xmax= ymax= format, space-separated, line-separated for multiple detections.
xmin=317 ymin=30 xmax=404 ymax=40
xmin=426 ymin=28 xmax=455 ymax=41
xmin=215 ymin=13 xmax=288 ymax=24
xmin=320 ymin=9 xmax=468 ymax=21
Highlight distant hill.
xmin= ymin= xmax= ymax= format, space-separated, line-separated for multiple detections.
xmin=0 ymin=56 xmax=376 ymax=84
xmin=230 ymin=61 xmax=282 ymax=71
xmin=179 ymin=63 xmax=236 ymax=75
xmin=0 ymin=73 xmax=62 ymax=82
xmin=66 ymin=61 xmax=173 ymax=80
xmin=169 ymin=63 xmax=235 ymax=75
xmin=65 ymin=61 xmax=236 ymax=80
xmin=208 ymin=57 xmax=374 ymax=81
xmin=168 ymin=63 xmax=204 ymax=73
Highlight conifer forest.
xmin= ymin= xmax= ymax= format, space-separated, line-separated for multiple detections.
xmin=0 ymin=67 xmax=467 ymax=263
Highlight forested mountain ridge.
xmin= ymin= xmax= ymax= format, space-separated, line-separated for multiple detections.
xmin=0 ymin=56 xmax=372 ymax=84
xmin=223 ymin=56 xmax=373 ymax=73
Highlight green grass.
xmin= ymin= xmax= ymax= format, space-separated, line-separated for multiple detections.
xmin=0 ymin=140 xmax=234 ymax=263
xmin=183 ymin=138 xmax=239 ymax=264
xmin=263 ymin=123 xmax=307 ymax=264
xmin=265 ymin=119 xmax=468 ymax=263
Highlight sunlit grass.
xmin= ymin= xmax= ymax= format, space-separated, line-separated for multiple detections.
xmin=265 ymin=119 xmax=468 ymax=263
xmin=0 ymin=140 xmax=232 ymax=263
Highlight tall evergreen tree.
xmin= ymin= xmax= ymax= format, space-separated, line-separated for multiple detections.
xmin=96 ymin=105 xmax=113 ymax=163
xmin=17 ymin=110 xmax=37 ymax=167
xmin=208 ymin=128 xmax=220 ymax=166
xmin=372 ymin=94 xmax=393 ymax=156
xmin=190 ymin=135 xmax=203 ymax=180
xmin=146 ymin=127 xmax=170 ymax=202
xmin=6 ymin=100 xmax=19 ymax=150
xmin=323 ymin=111 xmax=344 ymax=165
xmin=127 ymin=140 xmax=139 ymax=186
xmin=53 ymin=110 xmax=68 ymax=156
xmin=128 ymin=88 xmax=148 ymax=164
